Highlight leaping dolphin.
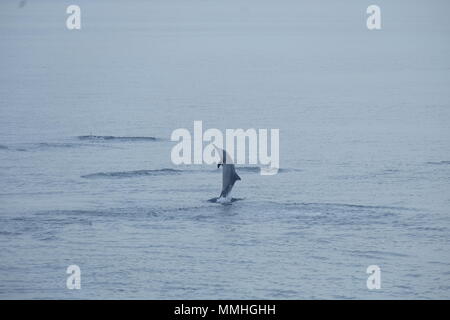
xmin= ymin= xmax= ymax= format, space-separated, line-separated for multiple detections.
xmin=213 ymin=145 xmax=241 ymax=201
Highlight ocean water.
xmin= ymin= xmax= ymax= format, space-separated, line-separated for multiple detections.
xmin=0 ymin=0 xmax=450 ymax=299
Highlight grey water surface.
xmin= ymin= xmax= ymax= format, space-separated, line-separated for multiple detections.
xmin=0 ymin=0 xmax=450 ymax=299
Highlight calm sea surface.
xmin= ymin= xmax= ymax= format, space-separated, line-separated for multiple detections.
xmin=1 ymin=0 xmax=449 ymax=299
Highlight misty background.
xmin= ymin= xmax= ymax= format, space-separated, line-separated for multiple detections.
xmin=0 ymin=0 xmax=449 ymax=299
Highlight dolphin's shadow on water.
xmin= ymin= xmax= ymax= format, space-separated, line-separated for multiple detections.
xmin=207 ymin=197 xmax=245 ymax=205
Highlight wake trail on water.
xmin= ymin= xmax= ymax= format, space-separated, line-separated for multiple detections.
xmin=81 ymin=168 xmax=182 ymax=179
xmin=77 ymin=135 xmax=160 ymax=142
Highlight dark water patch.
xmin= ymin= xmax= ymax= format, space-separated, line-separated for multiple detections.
xmin=38 ymin=209 xmax=148 ymax=219
xmin=36 ymin=142 xmax=84 ymax=149
xmin=259 ymin=201 xmax=414 ymax=227
xmin=36 ymin=231 xmax=59 ymax=241
xmin=81 ymin=168 xmax=182 ymax=179
xmin=413 ymin=225 xmax=447 ymax=232
xmin=426 ymin=161 xmax=450 ymax=165
xmin=37 ymin=204 xmax=223 ymax=220
xmin=0 ymin=144 xmax=26 ymax=152
xmin=0 ymin=215 xmax=92 ymax=237
xmin=77 ymin=135 xmax=159 ymax=142
xmin=380 ymin=169 xmax=400 ymax=175
xmin=235 ymin=166 xmax=261 ymax=173
xmin=6 ymin=142 xmax=101 ymax=152
xmin=348 ymin=249 xmax=410 ymax=259
xmin=428 ymin=261 xmax=450 ymax=266
xmin=311 ymin=255 xmax=329 ymax=261
xmin=207 ymin=197 xmax=244 ymax=204
xmin=0 ymin=231 xmax=21 ymax=236
xmin=228 ymin=166 xmax=295 ymax=174
xmin=270 ymin=289 xmax=300 ymax=298
xmin=80 ymin=166 xmax=296 ymax=178
xmin=10 ymin=215 xmax=92 ymax=226
xmin=284 ymin=202 xmax=415 ymax=212
xmin=405 ymin=273 xmax=422 ymax=278
xmin=37 ymin=207 xmax=193 ymax=221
